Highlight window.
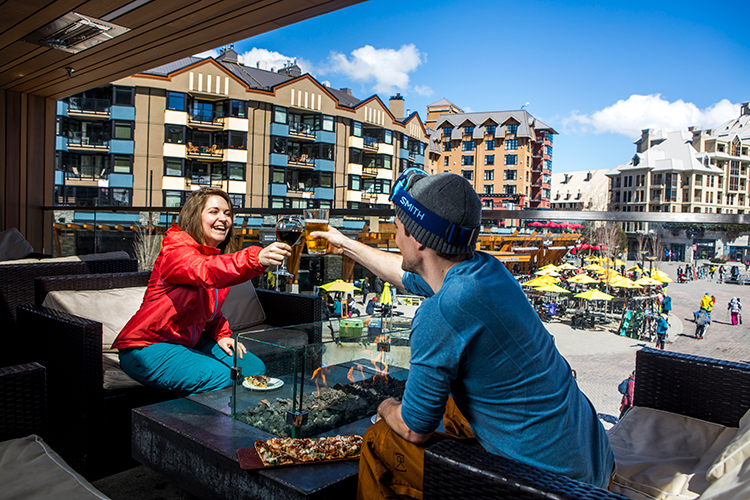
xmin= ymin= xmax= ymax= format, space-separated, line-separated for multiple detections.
xmin=273 ymin=136 xmax=287 ymax=154
xmin=225 ymin=100 xmax=247 ymax=118
xmin=485 ymin=155 xmax=495 ymax=165
xmin=163 ymin=190 xmax=187 ymax=207
xmin=504 ymin=170 xmax=517 ymax=181
xmin=273 ymin=106 xmax=287 ymax=124
xmin=730 ymin=161 xmax=740 ymax=190
xmin=322 ymin=115 xmax=334 ymax=132
xmin=167 ymin=92 xmax=186 ymax=111
xmin=484 ymin=185 xmax=493 ymax=194
xmin=462 ymin=170 xmax=473 ymax=180
xmin=732 ymin=137 xmax=741 ymax=157
xmin=504 ymin=155 xmax=518 ymax=165
xmin=665 ymin=173 xmax=678 ymax=202
xmin=505 ymin=139 xmax=518 ymax=150
xmin=382 ymin=154 xmax=392 ymax=169
xmin=444 ymin=157 xmax=450 ymax=166
xmin=349 ymin=174 xmax=361 ymax=191
xmin=463 ymin=126 xmax=474 ymax=136
xmin=165 ymin=125 xmax=186 ymax=144
xmin=443 ymin=127 xmax=453 ymax=137
xmin=112 ymin=121 xmax=133 ymax=140
xmin=462 ymin=141 xmax=475 ymax=151
xmin=484 ymin=169 xmax=494 ymax=181
xmin=545 ymin=145 xmax=553 ymax=156
xmin=362 ymin=178 xmax=391 ymax=194
xmin=272 ymin=168 xmax=285 ymax=184
xmin=320 ymin=172 xmax=333 ymax=188
xmin=352 ymin=121 xmax=362 ymax=137
xmin=113 ymin=86 xmax=134 ymax=106
xmin=349 ymin=148 xmax=363 ymax=165
xmin=485 ymin=140 xmax=495 ymax=151
xmin=229 ymin=194 xmax=244 ymax=208
xmin=112 ymin=155 xmax=132 ymax=174
xmin=383 ymin=129 xmax=393 ymax=144
xmin=215 ymin=131 xmax=247 ymax=150
xmin=545 ymin=159 xmax=552 ymax=170
xmin=164 ymin=157 xmax=184 ymax=176
xmin=462 ymin=155 xmax=474 ymax=166
xmin=227 ymin=162 xmax=245 ymax=181
xmin=506 ymin=124 xmax=518 ymax=134
xmin=443 ymin=141 xmax=452 ymax=152
xmin=504 ymin=185 xmax=517 ymax=195
xmin=486 ymin=125 xmax=496 ymax=135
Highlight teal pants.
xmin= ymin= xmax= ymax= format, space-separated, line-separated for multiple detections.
xmin=119 ymin=335 xmax=265 ymax=394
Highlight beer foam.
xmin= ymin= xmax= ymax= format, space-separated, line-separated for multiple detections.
xmin=304 ymin=219 xmax=328 ymax=224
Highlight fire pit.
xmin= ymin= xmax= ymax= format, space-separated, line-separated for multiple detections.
xmin=187 ymin=321 xmax=412 ymax=439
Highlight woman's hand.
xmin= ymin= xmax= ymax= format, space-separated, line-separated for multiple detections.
xmin=217 ymin=337 xmax=247 ymax=359
xmin=258 ymin=242 xmax=291 ymax=267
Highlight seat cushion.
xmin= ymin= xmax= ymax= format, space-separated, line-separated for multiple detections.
xmin=608 ymin=406 xmax=737 ymax=500
xmin=222 ymin=280 xmax=266 ymax=330
xmin=0 ymin=435 xmax=111 ymax=500
xmin=0 ymin=228 xmax=33 ymax=261
xmin=707 ymin=408 xmax=750 ymax=482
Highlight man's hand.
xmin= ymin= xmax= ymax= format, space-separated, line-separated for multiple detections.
xmin=258 ymin=242 xmax=291 ymax=267
xmin=217 ymin=337 xmax=247 ymax=359
xmin=377 ymin=397 xmax=432 ymax=444
xmin=310 ymin=226 xmax=347 ymax=255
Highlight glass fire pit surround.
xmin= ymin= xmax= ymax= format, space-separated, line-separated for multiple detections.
xmin=231 ymin=318 xmax=411 ymax=438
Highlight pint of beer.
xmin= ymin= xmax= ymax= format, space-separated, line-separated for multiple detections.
xmin=304 ymin=209 xmax=329 ymax=255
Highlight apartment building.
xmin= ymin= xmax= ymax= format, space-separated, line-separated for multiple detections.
xmin=607 ymin=102 xmax=750 ymax=216
xmin=426 ymin=100 xmax=557 ymax=209
xmin=550 ymin=169 xmax=610 ymax=211
xmin=53 ymin=47 xmax=428 ymax=211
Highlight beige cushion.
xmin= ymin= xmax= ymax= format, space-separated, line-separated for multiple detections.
xmin=707 ymin=408 xmax=750 ymax=482
xmin=0 ymin=228 xmax=34 ymax=261
xmin=0 ymin=435 xmax=111 ymax=500
xmin=102 ymin=352 xmax=142 ymax=390
xmin=222 ymin=281 xmax=266 ymax=330
xmin=700 ymin=455 xmax=750 ymax=500
xmin=609 ymin=406 xmax=737 ymax=500
xmin=0 ymin=250 xmax=130 ymax=265
xmin=42 ymin=287 xmax=146 ymax=350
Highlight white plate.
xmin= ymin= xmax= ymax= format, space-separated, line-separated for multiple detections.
xmin=242 ymin=377 xmax=284 ymax=391
xmin=371 ymin=414 xmax=378 ymax=424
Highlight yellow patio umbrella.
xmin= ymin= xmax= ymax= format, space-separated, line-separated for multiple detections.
xmin=320 ymin=279 xmax=360 ymax=293
xmin=626 ymin=264 xmax=643 ymax=273
xmin=613 ymin=259 xmax=626 ymax=267
xmin=635 ymin=276 xmax=663 ymax=286
xmin=539 ymin=264 xmax=559 ymax=271
xmin=535 ymin=269 xmax=561 ymax=276
xmin=604 ymin=274 xmax=626 ymax=285
xmin=610 ymin=276 xmax=643 ymax=289
xmin=558 ymin=263 xmax=578 ymax=270
xmin=599 ymin=268 xmax=622 ymax=278
xmin=650 ymin=269 xmax=674 ymax=283
xmin=524 ymin=275 xmax=560 ymax=287
xmin=567 ymin=274 xmax=600 ymax=284
xmin=584 ymin=263 xmax=605 ymax=272
xmin=533 ymin=284 xmax=570 ymax=294
xmin=574 ymin=289 xmax=614 ymax=301
xmin=379 ymin=282 xmax=392 ymax=305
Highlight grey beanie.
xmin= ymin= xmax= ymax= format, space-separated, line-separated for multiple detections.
xmin=394 ymin=172 xmax=481 ymax=254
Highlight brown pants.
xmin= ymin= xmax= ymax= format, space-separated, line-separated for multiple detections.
xmin=356 ymin=397 xmax=475 ymax=500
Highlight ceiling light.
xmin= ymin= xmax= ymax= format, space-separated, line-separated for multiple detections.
xmin=23 ymin=12 xmax=130 ymax=54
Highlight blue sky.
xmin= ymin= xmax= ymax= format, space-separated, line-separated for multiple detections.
xmin=199 ymin=0 xmax=750 ymax=173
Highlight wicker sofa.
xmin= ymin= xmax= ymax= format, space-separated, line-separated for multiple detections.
xmin=17 ymin=272 xmax=323 ymax=480
xmin=424 ymin=348 xmax=750 ymax=500
xmin=0 ymin=254 xmax=138 ymax=366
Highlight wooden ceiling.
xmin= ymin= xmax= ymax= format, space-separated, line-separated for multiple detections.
xmin=0 ymin=0 xmax=364 ymax=100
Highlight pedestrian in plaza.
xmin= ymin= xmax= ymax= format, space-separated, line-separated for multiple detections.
xmin=374 ymin=276 xmax=383 ymax=299
xmin=662 ymin=293 xmax=672 ymax=316
xmin=695 ymin=309 xmax=711 ymax=339
xmin=365 ymin=296 xmax=377 ymax=315
xmin=709 ymin=266 xmax=716 ymax=280
xmin=361 ymin=276 xmax=370 ymax=303
xmin=728 ymin=297 xmax=743 ymax=326
xmin=656 ymin=313 xmax=669 ymax=349
xmin=311 ymin=170 xmax=614 ymax=498
xmin=618 ymin=371 xmax=635 ymax=419
xmin=114 ymin=187 xmax=290 ymax=393
xmin=719 ymin=265 xmax=726 ymax=282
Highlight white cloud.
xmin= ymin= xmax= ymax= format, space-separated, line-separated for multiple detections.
xmin=324 ymin=44 xmax=423 ymax=94
xmin=413 ymin=84 xmax=433 ymax=97
xmin=193 ymin=48 xmax=221 ymax=59
xmin=562 ymin=94 xmax=740 ymax=138
xmin=237 ymin=48 xmax=314 ymax=74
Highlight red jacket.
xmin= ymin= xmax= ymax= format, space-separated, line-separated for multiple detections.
xmin=113 ymin=226 xmax=266 ymax=350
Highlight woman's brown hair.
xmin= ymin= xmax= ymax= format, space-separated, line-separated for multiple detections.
xmin=178 ymin=187 xmax=239 ymax=254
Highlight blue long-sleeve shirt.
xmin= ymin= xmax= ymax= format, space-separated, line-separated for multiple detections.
xmin=400 ymin=252 xmax=614 ymax=488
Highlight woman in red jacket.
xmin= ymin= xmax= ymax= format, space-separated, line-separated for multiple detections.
xmin=115 ymin=187 xmax=290 ymax=393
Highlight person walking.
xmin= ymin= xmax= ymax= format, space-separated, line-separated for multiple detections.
xmin=374 ymin=276 xmax=383 ymax=300
xmin=719 ymin=265 xmax=726 ymax=283
xmin=618 ymin=371 xmax=635 ymax=419
xmin=728 ymin=297 xmax=742 ymax=326
xmin=655 ymin=313 xmax=669 ymax=349
xmin=695 ymin=309 xmax=711 ymax=339
xmin=361 ymin=276 xmax=370 ymax=303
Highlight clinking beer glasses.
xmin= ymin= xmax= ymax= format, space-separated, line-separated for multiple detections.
xmin=274 ymin=215 xmax=303 ymax=278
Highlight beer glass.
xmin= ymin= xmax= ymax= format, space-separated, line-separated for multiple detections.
xmin=304 ymin=208 xmax=329 ymax=255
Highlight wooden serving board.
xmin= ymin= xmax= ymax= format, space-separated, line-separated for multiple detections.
xmin=237 ymin=446 xmax=359 ymax=470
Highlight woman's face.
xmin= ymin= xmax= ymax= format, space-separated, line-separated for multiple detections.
xmin=201 ymin=195 xmax=232 ymax=247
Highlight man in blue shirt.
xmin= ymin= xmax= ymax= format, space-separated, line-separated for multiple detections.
xmin=313 ymin=170 xmax=614 ymax=500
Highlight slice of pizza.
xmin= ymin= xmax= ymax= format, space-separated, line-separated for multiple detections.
xmin=246 ymin=375 xmax=268 ymax=389
xmin=255 ymin=439 xmax=293 ymax=467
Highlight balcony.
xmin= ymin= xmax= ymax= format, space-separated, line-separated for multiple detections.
xmin=67 ymin=134 xmax=110 ymax=151
xmin=188 ymin=110 xmax=224 ymax=129
xmin=61 ymin=164 xmax=110 ymax=180
xmin=67 ymin=97 xmax=111 ymax=117
xmin=288 ymin=154 xmax=315 ymax=168
xmin=187 ymin=143 xmax=223 ymax=161
xmin=288 ymin=121 xmax=315 ymax=139
xmin=363 ymin=136 xmax=378 ymax=150
xmin=362 ymin=166 xmax=378 ymax=177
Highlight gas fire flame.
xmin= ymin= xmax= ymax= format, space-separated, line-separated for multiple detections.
xmin=310 ymin=364 xmax=331 ymax=396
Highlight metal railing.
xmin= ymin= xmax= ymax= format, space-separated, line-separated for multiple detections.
xmin=67 ymin=97 xmax=111 ymax=114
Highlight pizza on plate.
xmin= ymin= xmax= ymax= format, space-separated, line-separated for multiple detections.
xmin=246 ymin=375 xmax=268 ymax=389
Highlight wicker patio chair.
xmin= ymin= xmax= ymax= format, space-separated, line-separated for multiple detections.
xmin=16 ymin=272 xmax=323 ymax=480
xmin=423 ymin=348 xmax=750 ymax=499
xmin=0 ymin=363 xmax=47 ymax=442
